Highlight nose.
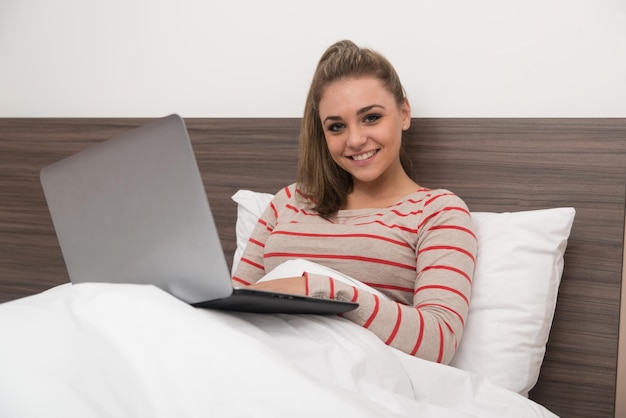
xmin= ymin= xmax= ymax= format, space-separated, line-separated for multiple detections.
xmin=346 ymin=126 xmax=367 ymax=149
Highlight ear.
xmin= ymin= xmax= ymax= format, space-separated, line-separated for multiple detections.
xmin=401 ymin=98 xmax=411 ymax=131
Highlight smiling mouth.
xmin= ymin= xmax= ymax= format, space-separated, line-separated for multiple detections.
xmin=350 ymin=150 xmax=378 ymax=161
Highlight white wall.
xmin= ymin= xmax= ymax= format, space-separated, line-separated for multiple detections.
xmin=1 ymin=0 xmax=625 ymax=117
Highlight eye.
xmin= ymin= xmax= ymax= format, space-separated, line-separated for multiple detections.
xmin=327 ymin=123 xmax=345 ymax=132
xmin=363 ymin=114 xmax=381 ymax=124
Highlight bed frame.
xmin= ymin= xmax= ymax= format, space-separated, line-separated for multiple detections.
xmin=1 ymin=118 xmax=624 ymax=417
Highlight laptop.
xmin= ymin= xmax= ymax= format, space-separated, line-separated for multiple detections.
xmin=40 ymin=114 xmax=358 ymax=315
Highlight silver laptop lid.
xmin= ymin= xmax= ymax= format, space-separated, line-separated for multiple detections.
xmin=40 ymin=114 xmax=233 ymax=304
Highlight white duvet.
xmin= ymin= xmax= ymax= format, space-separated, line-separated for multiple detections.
xmin=0 ymin=282 xmax=557 ymax=418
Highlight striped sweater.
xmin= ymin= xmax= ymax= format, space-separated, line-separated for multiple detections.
xmin=232 ymin=183 xmax=477 ymax=364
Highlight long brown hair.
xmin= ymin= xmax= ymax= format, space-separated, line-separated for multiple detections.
xmin=297 ymin=40 xmax=412 ymax=217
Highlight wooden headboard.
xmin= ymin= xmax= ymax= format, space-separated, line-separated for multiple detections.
xmin=1 ymin=118 xmax=625 ymax=417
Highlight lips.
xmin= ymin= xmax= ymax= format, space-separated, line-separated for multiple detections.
xmin=350 ymin=149 xmax=378 ymax=161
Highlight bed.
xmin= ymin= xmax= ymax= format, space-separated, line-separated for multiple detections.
xmin=0 ymin=117 xmax=624 ymax=417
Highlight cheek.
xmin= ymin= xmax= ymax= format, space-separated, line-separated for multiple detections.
xmin=324 ymin=135 xmax=344 ymax=158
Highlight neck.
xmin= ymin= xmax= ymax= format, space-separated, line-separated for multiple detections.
xmin=346 ymin=171 xmax=419 ymax=210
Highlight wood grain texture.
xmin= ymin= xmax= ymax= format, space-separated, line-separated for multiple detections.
xmin=1 ymin=117 xmax=624 ymax=418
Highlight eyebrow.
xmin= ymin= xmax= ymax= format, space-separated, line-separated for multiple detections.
xmin=322 ymin=104 xmax=386 ymax=125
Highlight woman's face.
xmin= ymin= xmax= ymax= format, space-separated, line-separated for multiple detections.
xmin=318 ymin=76 xmax=411 ymax=187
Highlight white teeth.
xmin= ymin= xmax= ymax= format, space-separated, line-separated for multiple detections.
xmin=352 ymin=150 xmax=376 ymax=161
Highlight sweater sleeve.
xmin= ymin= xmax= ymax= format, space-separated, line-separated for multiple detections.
xmin=231 ymin=188 xmax=286 ymax=286
xmin=306 ymin=196 xmax=476 ymax=364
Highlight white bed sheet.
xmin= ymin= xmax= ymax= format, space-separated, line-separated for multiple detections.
xmin=0 ymin=283 xmax=558 ymax=418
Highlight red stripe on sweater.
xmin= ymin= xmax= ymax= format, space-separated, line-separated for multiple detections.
xmin=232 ymin=276 xmax=251 ymax=286
xmin=363 ymin=295 xmax=380 ymax=328
xmin=420 ymin=264 xmax=472 ymax=284
xmin=271 ymin=230 xmax=411 ymax=248
xmin=284 ymin=186 xmax=292 ymax=198
xmin=416 ymin=303 xmax=465 ymax=327
xmin=283 ymin=204 xmax=321 ymax=217
xmin=418 ymin=206 xmax=471 ymax=230
xmin=264 ymin=253 xmax=415 ymax=271
xmin=355 ymin=219 xmax=417 ymax=234
xmin=428 ymin=224 xmax=477 ymax=240
xmin=418 ymin=245 xmax=475 ymax=262
xmin=329 ymin=277 xmax=335 ymax=299
xmin=403 ymin=196 xmax=428 ymax=206
xmin=270 ymin=201 xmax=278 ymax=218
xmin=390 ymin=208 xmax=424 ymax=217
xmin=240 ymin=257 xmax=264 ymax=271
xmin=410 ymin=310 xmax=425 ymax=356
xmin=364 ymin=282 xmax=413 ymax=293
xmin=351 ymin=287 xmax=359 ymax=302
xmin=424 ymin=192 xmax=454 ymax=206
xmin=295 ymin=187 xmax=319 ymax=204
xmin=414 ymin=284 xmax=469 ymax=305
xmin=285 ymin=204 xmax=300 ymax=214
xmin=436 ymin=323 xmax=444 ymax=363
xmin=249 ymin=238 xmax=265 ymax=248
xmin=257 ymin=218 xmax=273 ymax=233
xmin=385 ymin=304 xmax=403 ymax=345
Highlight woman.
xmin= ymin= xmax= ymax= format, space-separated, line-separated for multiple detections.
xmin=232 ymin=40 xmax=477 ymax=364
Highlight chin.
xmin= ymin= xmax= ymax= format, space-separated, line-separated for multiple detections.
xmin=351 ymin=173 xmax=383 ymax=184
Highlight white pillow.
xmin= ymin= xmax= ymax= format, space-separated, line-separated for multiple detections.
xmin=450 ymin=208 xmax=575 ymax=396
xmin=231 ymin=190 xmax=575 ymax=396
xmin=231 ymin=190 xmax=275 ymax=277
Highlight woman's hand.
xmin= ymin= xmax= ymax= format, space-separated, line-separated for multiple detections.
xmin=246 ymin=276 xmax=307 ymax=296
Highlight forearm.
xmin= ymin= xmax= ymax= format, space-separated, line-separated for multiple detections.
xmin=306 ymin=273 xmax=465 ymax=364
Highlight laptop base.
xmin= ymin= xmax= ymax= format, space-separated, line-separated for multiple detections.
xmin=193 ymin=288 xmax=358 ymax=315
